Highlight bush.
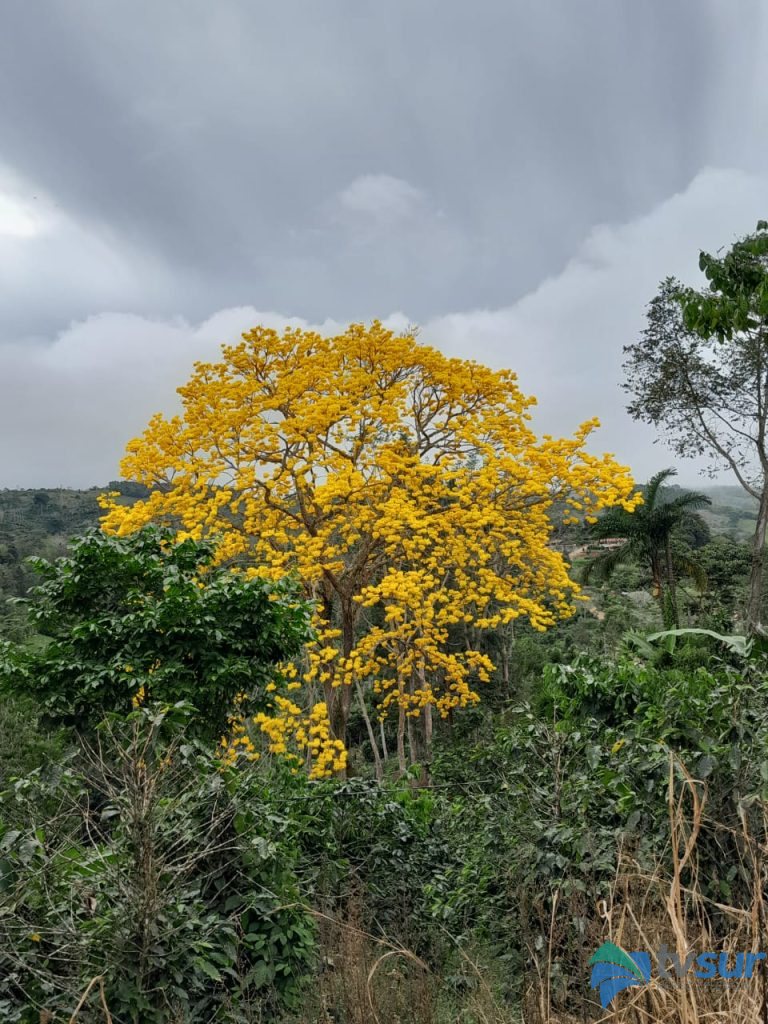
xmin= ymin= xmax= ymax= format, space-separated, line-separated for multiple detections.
xmin=0 ymin=527 xmax=313 ymax=740
xmin=0 ymin=703 xmax=315 ymax=1023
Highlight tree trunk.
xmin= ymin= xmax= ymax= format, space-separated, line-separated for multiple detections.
xmin=406 ymin=668 xmax=420 ymax=771
xmin=396 ymin=704 xmax=406 ymax=778
xmin=420 ymin=702 xmax=433 ymax=787
xmin=499 ymin=636 xmax=510 ymax=698
xmin=328 ymin=598 xmax=356 ymax=744
xmin=393 ymin=653 xmax=407 ymax=778
xmin=406 ymin=711 xmax=417 ymax=769
xmin=379 ymin=718 xmax=388 ymax=761
xmin=355 ymin=679 xmax=383 ymax=781
xmin=664 ymin=539 xmax=679 ymax=628
xmin=746 ymin=479 xmax=768 ymax=635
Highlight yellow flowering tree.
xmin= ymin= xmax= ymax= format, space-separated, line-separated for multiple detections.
xmin=101 ymin=321 xmax=639 ymax=772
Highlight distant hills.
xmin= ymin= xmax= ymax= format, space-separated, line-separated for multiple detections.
xmin=676 ymin=484 xmax=758 ymax=540
xmin=0 ymin=484 xmax=143 ymax=608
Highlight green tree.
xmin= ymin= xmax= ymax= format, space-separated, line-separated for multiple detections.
xmin=693 ymin=536 xmax=752 ymax=629
xmin=0 ymin=527 xmax=312 ymax=740
xmin=582 ymin=469 xmax=710 ymax=627
xmin=623 ymin=222 xmax=768 ymax=633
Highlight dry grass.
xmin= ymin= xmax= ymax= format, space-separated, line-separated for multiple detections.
xmin=534 ymin=755 xmax=768 ymax=1024
xmin=287 ymin=896 xmax=519 ymax=1024
xmin=290 ymin=753 xmax=768 ymax=1024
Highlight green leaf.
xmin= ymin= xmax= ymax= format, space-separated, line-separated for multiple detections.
xmin=193 ymin=958 xmax=223 ymax=983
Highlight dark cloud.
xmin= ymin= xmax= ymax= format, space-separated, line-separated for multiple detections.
xmin=0 ymin=1 xmax=767 ymax=485
xmin=0 ymin=0 xmax=746 ymax=327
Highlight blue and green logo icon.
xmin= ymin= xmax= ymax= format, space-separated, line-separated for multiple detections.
xmin=590 ymin=940 xmax=768 ymax=1007
xmin=589 ymin=942 xmax=651 ymax=1008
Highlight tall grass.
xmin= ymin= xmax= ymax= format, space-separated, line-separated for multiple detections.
xmin=533 ymin=756 xmax=768 ymax=1024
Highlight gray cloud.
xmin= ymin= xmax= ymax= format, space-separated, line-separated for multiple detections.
xmin=2 ymin=165 xmax=766 ymax=489
xmin=1 ymin=1 xmax=767 ymax=486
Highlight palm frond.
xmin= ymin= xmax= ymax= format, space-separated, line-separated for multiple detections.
xmin=665 ymin=491 xmax=711 ymax=513
xmin=580 ymin=543 xmax=632 ymax=584
xmin=589 ymin=507 xmax=632 ymax=539
xmin=643 ymin=468 xmax=678 ymax=510
xmin=673 ymin=553 xmax=708 ymax=594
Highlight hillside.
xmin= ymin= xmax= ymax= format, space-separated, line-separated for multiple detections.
xmin=0 ymin=483 xmax=144 ymax=635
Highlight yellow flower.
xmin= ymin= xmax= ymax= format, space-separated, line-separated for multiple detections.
xmin=101 ymin=320 xmax=638 ymax=774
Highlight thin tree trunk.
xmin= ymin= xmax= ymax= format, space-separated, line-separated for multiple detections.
xmin=354 ymin=679 xmax=383 ymax=781
xmin=421 ymin=702 xmax=433 ymax=787
xmin=406 ymin=667 xmax=419 ymax=772
xmin=664 ymin=539 xmax=679 ymax=628
xmin=328 ymin=599 xmax=356 ymax=745
xmin=406 ymin=712 xmax=416 ymax=769
xmin=395 ymin=657 xmax=407 ymax=777
xmin=396 ymin=703 xmax=406 ymax=778
xmin=747 ymin=480 xmax=768 ymax=635
xmin=414 ymin=662 xmax=432 ymax=785
xmin=379 ymin=718 xmax=388 ymax=761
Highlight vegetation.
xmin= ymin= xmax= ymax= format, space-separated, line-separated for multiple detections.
xmin=99 ymin=321 xmax=638 ymax=770
xmin=5 ymin=248 xmax=768 ymax=1022
xmin=582 ymin=468 xmax=710 ymax=627
xmin=624 ymin=222 xmax=768 ymax=633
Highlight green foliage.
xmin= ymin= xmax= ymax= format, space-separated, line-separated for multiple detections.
xmin=582 ymin=468 xmax=710 ymax=627
xmin=0 ymin=695 xmax=67 ymax=793
xmin=680 ymin=221 xmax=768 ymax=339
xmin=0 ymin=703 xmax=315 ymax=1023
xmin=624 ymin=231 xmax=768 ymax=633
xmin=1 ymin=470 xmax=767 ymax=1019
xmin=421 ymin=652 xmax=768 ymax=1014
xmin=0 ymin=527 xmax=313 ymax=739
xmin=238 ymin=770 xmax=440 ymax=943
xmin=693 ymin=535 xmax=752 ymax=627
xmin=0 ymin=488 xmax=107 ymax=616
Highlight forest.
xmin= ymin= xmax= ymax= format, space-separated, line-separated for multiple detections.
xmin=3 ymin=226 xmax=768 ymax=1024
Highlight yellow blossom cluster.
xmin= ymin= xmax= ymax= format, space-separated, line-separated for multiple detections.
xmin=217 ymin=691 xmax=346 ymax=778
xmin=252 ymin=697 xmax=347 ymax=779
xmin=218 ymin=712 xmax=260 ymax=765
xmin=101 ymin=321 xmax=640 ymax=767
xmin=217 ymin=692 xmax=260 ymax=766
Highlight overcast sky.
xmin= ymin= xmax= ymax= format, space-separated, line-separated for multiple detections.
xmin=1 ymin=0 xmax=767 ymax=488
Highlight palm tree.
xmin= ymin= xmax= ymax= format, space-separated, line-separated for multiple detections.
xmin=581 ymin=469 xmax=711 ymax=628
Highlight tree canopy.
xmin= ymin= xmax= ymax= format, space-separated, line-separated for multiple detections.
xmin=100 ymin=321 xmax=639 ymax=768
xmin=582 ymin=469 xmax=710 ymax=627
xmin=623 ymin=223 xmax=768 ymax=633
xmin=0 ymin=527 xmax=313 ymax=744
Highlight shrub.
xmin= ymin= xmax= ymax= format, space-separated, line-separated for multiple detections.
xmin=0 ymin=703 xmax=315 ymax=1023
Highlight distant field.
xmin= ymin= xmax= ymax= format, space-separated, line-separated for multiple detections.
xmin=699 ymin=487 xmax=757 ymax=538
xmin=662 ymin=484 xmax=758 ymax=539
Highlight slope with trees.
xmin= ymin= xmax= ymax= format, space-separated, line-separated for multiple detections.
xmin=5 ymin=289 xmax=768 ymax=1023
